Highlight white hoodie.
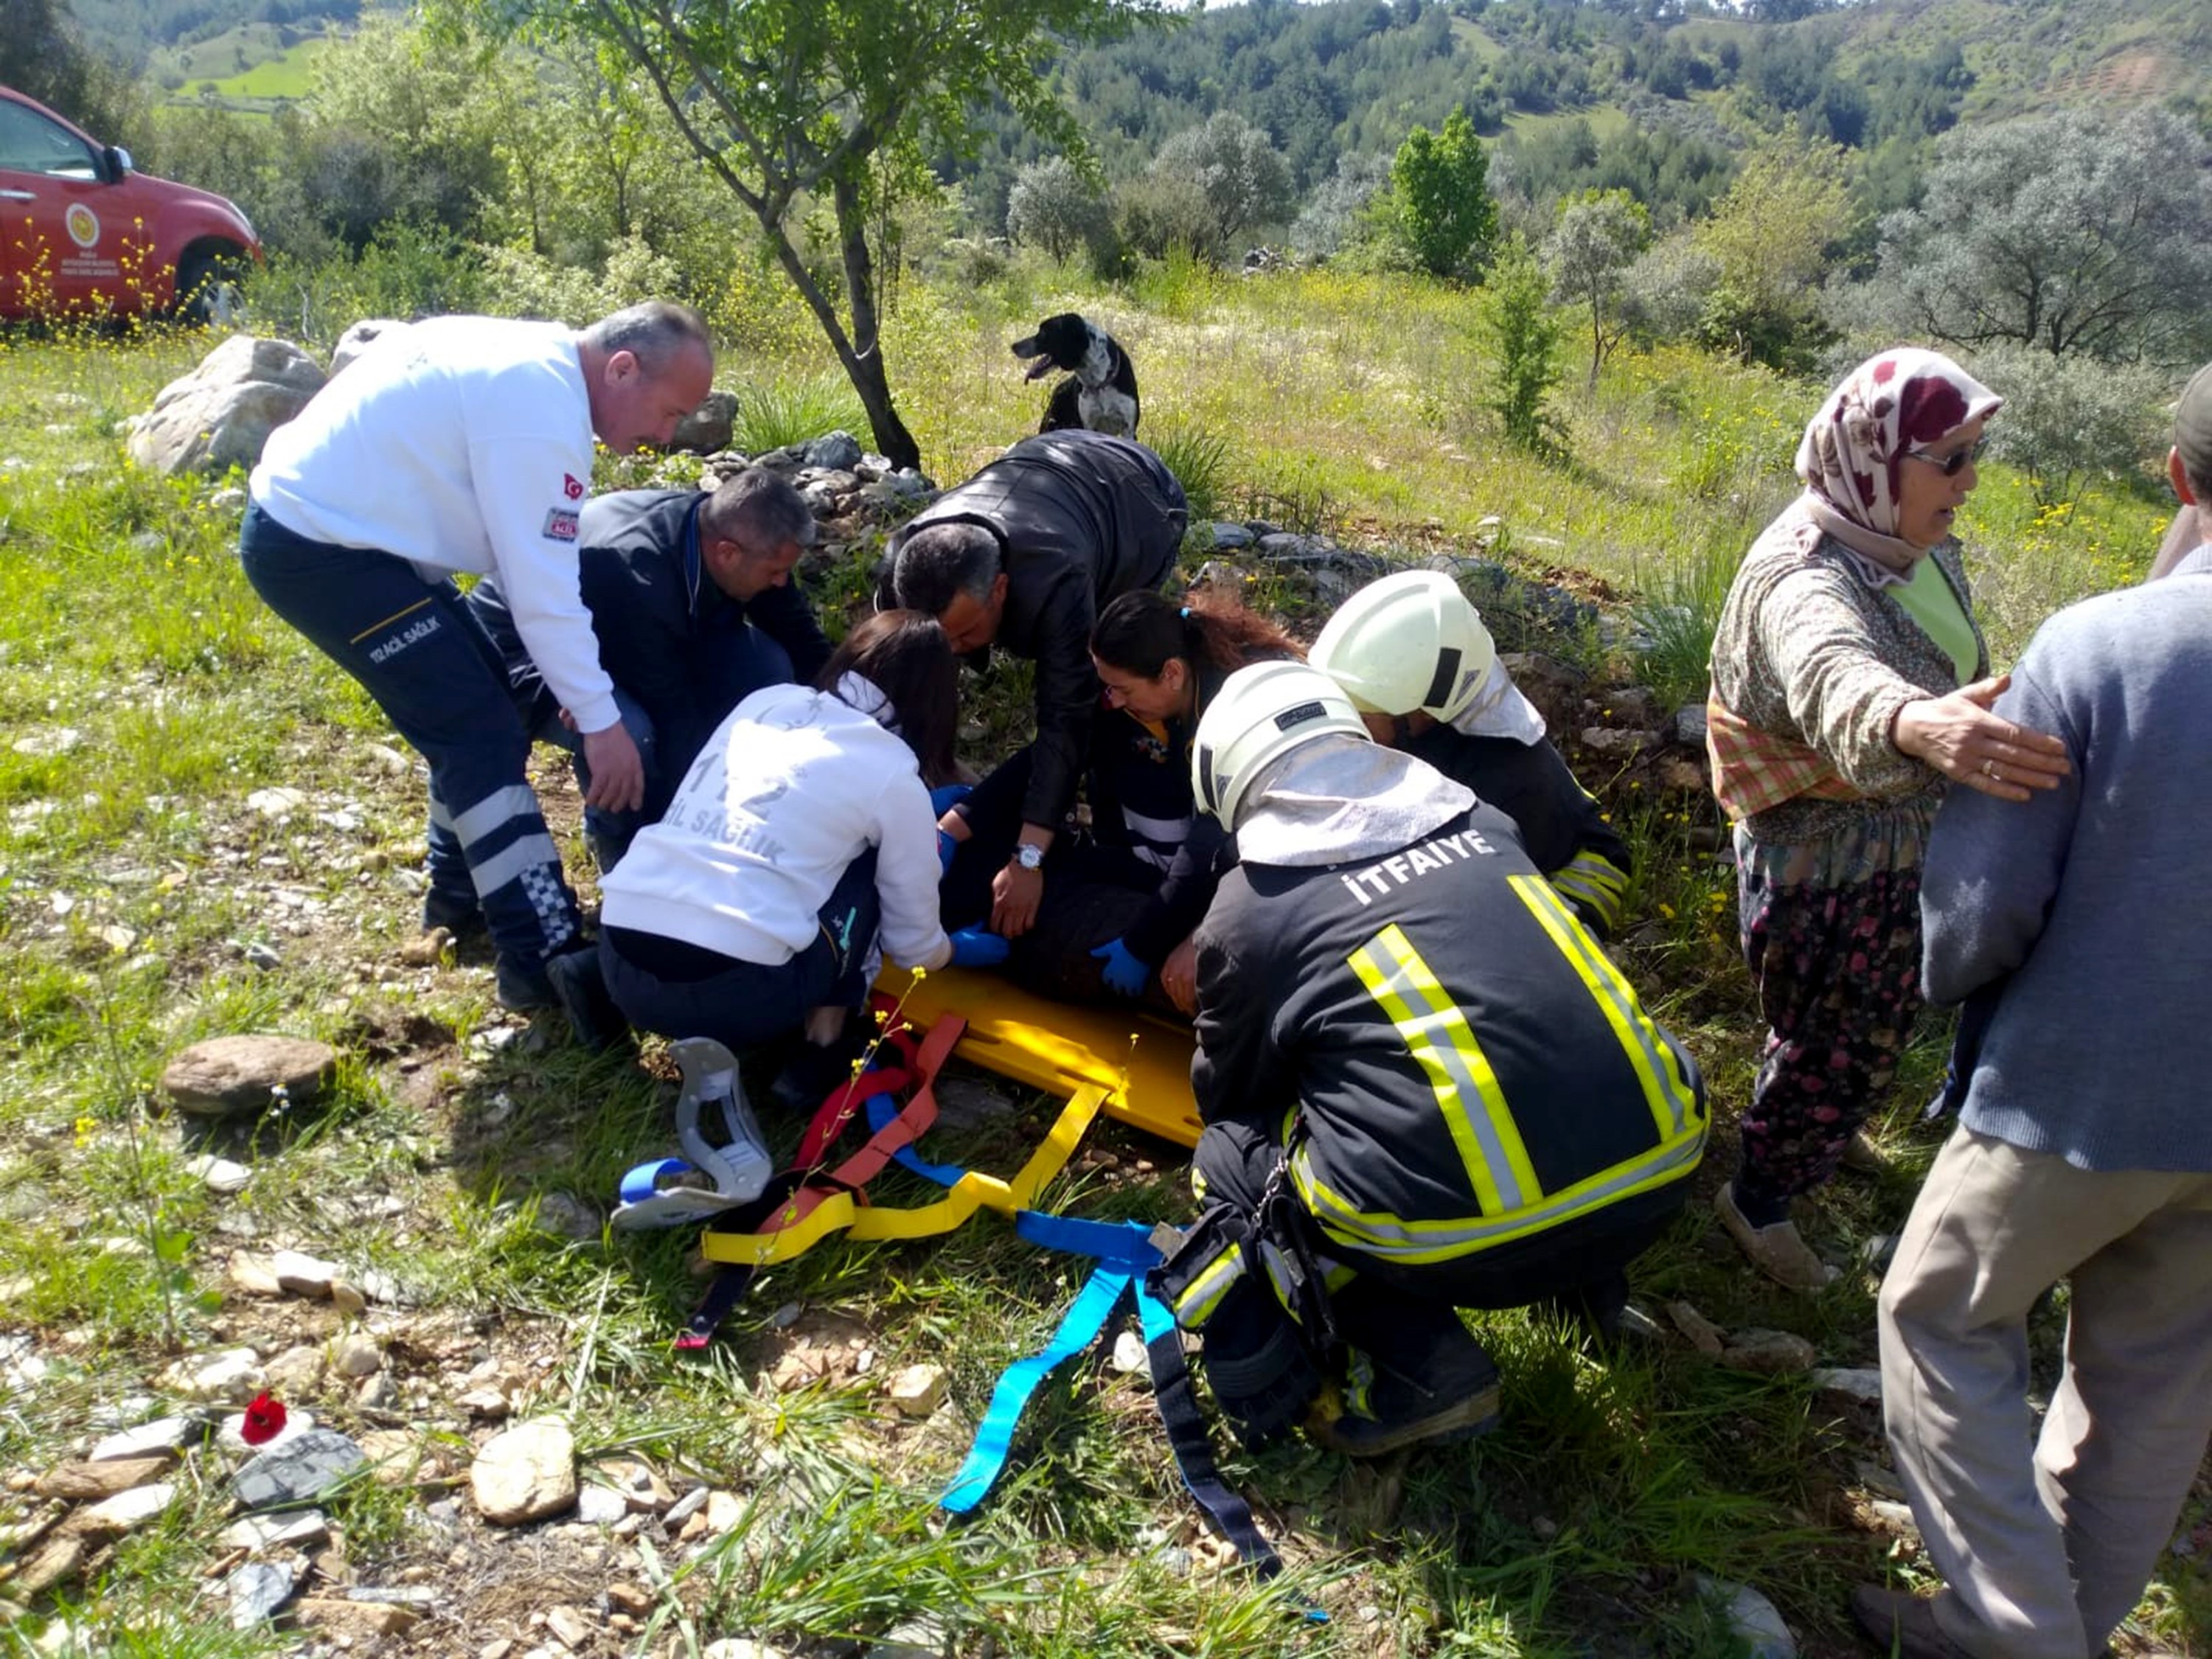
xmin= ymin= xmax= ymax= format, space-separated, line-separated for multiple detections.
xmin=250 ymin=316 xmax=619 ymax=734
xmin=599 ymin=683 xmax=951 ymax=970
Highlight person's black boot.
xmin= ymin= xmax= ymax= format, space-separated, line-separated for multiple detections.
xmin=1306 ymin=1297 xmax=1500 ymax=1458
xmin=546 ymin=945 xmax=627 ymax=1052
xmin=770 ymin=1024 xmax=873 ymax=1117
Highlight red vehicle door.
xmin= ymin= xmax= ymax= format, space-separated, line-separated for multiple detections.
xmin=0 ymin=94 xmax=142 ymax=316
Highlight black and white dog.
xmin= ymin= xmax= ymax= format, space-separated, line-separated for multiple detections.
xmin=1011 ymin=313 xmax=1141 ymax=438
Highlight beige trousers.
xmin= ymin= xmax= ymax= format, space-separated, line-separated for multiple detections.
xmin=1878 ymin=1127 xmax=2212 ymax=1659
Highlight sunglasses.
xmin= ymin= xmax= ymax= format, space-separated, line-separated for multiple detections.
xmin=1903 ymin=438 xmax=1984 ymax=478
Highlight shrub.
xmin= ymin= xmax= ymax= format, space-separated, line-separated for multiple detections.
xmin=732 ymin=375 xmax=871 ymax=453
xmin=1146 ymin=422 xmax=1237 ymax=526
xmin=1481 ymin=235 xmax=1562 ymax=452
xmin=1971 ymin=345 xmax=2168 ymax=508
xmin=1630 ymin=535 xmax=1739 ymax=711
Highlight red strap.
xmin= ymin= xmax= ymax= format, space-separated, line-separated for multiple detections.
xmin=791 ymin=1015 xmax=922 ymax=1169
xmin=759 ymin=1014 xmax=966 ymax=1236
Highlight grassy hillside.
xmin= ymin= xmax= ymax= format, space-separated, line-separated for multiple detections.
xmin=0 ymin=267 xmax=2193 ymax=1655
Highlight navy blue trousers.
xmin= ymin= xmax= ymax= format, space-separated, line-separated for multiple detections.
xmin=240 ymin=503 xmax=582 ymax=975
xmin=598 ymin=850 xmax=882 ymax=1051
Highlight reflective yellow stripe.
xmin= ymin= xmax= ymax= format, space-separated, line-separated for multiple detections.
xmin=1293 ymin=1130 xmax=1703 ymax=1263
xmin=1509 ymin=874 xmax=1697 ymax=1142
xmin=1549 ymin=849 xmax=1630 ymax=932
xmin=1347 ymin=922 xmax=1539 ymax=1217
xmin=1172 ymin=1243 xmax=1245 ymax=1329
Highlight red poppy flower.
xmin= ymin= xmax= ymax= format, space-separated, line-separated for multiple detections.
xmin=240 ymin=1391 xmax=287 ymax=1446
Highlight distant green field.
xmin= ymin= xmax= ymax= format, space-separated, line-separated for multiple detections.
xmin=204 ymin=38 xmax=328 ymax=98
xmin=153 ymin=23 xmax=334 ymax=108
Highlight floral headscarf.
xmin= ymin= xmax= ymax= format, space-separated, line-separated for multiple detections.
xmin=1795 ymin=347 xmax=2001 ymax=573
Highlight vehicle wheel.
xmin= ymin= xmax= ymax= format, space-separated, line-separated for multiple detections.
xmin=175 ymin=243 xmax=248 ymax=327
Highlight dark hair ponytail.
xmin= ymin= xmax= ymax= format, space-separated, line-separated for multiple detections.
xmin=1091 ymin=588 xmax=1304 ymax=678
xmin=816 ymin=611 xmax=959 ymax=785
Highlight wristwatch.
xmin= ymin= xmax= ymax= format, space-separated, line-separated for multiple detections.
xmin=1014 ymin=843 xmax=1046 ymax=872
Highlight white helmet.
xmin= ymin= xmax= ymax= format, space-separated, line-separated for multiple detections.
xmin=1191 ymin=661 xmax=1368 ymax=827
xmin=1310 ymin=569 xmax=1498 ymax=723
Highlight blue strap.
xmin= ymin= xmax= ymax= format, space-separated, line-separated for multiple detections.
xmin=863 ymin=1089 xmax=968 ymax=1188
xmin=619 ymin=1158 xmax=695 ymax=1206
xmin=941 ymin=1258 xmax=1132 ymax=1513
xmin=1014 ymin=1209 xmax=1159 ymax=1270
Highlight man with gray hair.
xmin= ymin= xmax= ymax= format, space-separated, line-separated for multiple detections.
xmin=241 ymin=300 xmax=714 ymax=1013
xmin=1859 ymin=371 xmax=2212 ymax=1655
xmin=470 ymin=465 xmax=832 ymax=872
xmin=883 ymin=429 xmax=1186 ymax=936
xmin=2144 ymin=359 xmax=2212 ymax=580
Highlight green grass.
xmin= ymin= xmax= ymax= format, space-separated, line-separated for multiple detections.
xmin=0 ymin=287 xmax=2195 ymax=1657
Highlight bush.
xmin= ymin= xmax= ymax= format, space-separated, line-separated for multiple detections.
xmin=732 ymin=375 xmax=872 ymax=453
xmin=1481 ymin=235 xmax=1562 ymax=452
xmin=1630 ymin=535 xmax=1739 ymax=710
xmin=1971 ymin=346 xmax=2169 ymax=508
xmin=1146 ymin=422 xmax=1237 ymax=526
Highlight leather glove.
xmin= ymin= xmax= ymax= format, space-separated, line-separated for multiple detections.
xmin=947 ymin=927 xmax=1012 ymax=969
xmin=1090 ymin=936 xmax=1150 ymax=997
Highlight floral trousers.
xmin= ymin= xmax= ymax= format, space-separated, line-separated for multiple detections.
xmin=1735 ymin=810 xmax=1933 ymax=1200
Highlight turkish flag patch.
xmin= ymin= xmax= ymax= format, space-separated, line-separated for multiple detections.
xmin=563 ymin=473 xmax=585 ymax=500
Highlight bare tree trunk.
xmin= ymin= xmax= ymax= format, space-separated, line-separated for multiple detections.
xmin=832 ymin=173 xmax=920 ymax=472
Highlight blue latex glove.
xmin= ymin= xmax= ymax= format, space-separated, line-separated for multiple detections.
xmin=947 ymin=927 xmax=1012 ymax=969
xmin=1090 ymin=936 xmax=1150 ymax=997
xmin=937 ymin=828 xmax=958 ymax=876
xmin=929 ymin=783 xmax=973 ymax=817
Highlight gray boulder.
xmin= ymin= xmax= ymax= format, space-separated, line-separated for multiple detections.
xmin=801 ymin=431 xmax=863 ymax=471
xmin=329 ymin=319 xmax=403 ymax=378
xmin=672 ymin=390 xmax=738 ymax=455
xmin=127 ymin=335 xmax=324 ymax=477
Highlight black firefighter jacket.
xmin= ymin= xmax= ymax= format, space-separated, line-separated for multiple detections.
xmin=887 ymin=431 xmax=1187 ymax=828
xmin=1191 ymin=804 xmax=1705 ymax=1268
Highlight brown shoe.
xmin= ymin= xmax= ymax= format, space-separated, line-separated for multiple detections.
xmin=1716 ymin=1183 xmax=1840 ymax=1292
xmin=1849 ymin=1585 xmax=1972 ymax=1658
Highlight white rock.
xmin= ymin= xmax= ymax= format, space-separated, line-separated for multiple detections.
xmin=470 ymin=1419 xmax=577 ymax=1526
xmin=575 ymin=1485 xmax=629 ymax=1526
xmin=92 ymin=1416 xmax=200 ymax=1461
xmin=127 ymin=336 xmax=326 ymax=479
xmin=188 ymin=1155 xmax=252 ymax=1194
xmin=333 ymin=1334 xmax=382 ymax=1378
xmin=79 ymin=1481 xmax=175 ymax=1534
xmin=162 ymin=1346 xmax=265 ymax=1402
xmin=1110 ymin=1330 xmax=1148 ymax=1374
xmin=1695 ymin=1576 xmax=1795 ymax=1659
xmin=272 ymin=1250 xmax=339 ymax=1298
xmin=227 ymin=1559 xmax=296 ymax=1629
xmin=246 ymin=787 xmax=308 ymax=819
xmin=220 ymin=1509 xmax=329 ymax=1551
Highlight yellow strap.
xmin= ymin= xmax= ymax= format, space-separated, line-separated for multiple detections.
xmin=1348 ymin=922 xmax=1540 ymax=1217
xmin=700 ymin=1082 xmax=1110 ymax=1266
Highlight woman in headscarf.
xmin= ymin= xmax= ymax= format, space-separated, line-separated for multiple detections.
xmin=1705 ymin=348 xmax=2070 ymax=1290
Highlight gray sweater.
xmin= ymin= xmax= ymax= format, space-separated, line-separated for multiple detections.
xmin=1920 ymin=546 xmax=2212 ymax=1173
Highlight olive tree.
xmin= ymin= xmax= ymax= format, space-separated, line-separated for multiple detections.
xmin=1149 ymin=113 xmax=1294 ymax=261
xmin=1877 ymin=108 xmax=2212 ymax=366
xmin=1545 ymin=188 xmax=1649 ymax=387
xmin=1006 ymin=156 xmax=1109 ymax=265
xmin=455 ymin=0 xmax=1164 ymax=469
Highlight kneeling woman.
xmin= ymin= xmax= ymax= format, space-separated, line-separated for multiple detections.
xmin=939 ymin=588 xmax=1297 ymax=1012
xmin=597 ymin=611 xmax=974 ymax=1078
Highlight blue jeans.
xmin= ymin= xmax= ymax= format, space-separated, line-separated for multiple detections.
xmin=239 ymin=503 xmax=582 ymax=975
